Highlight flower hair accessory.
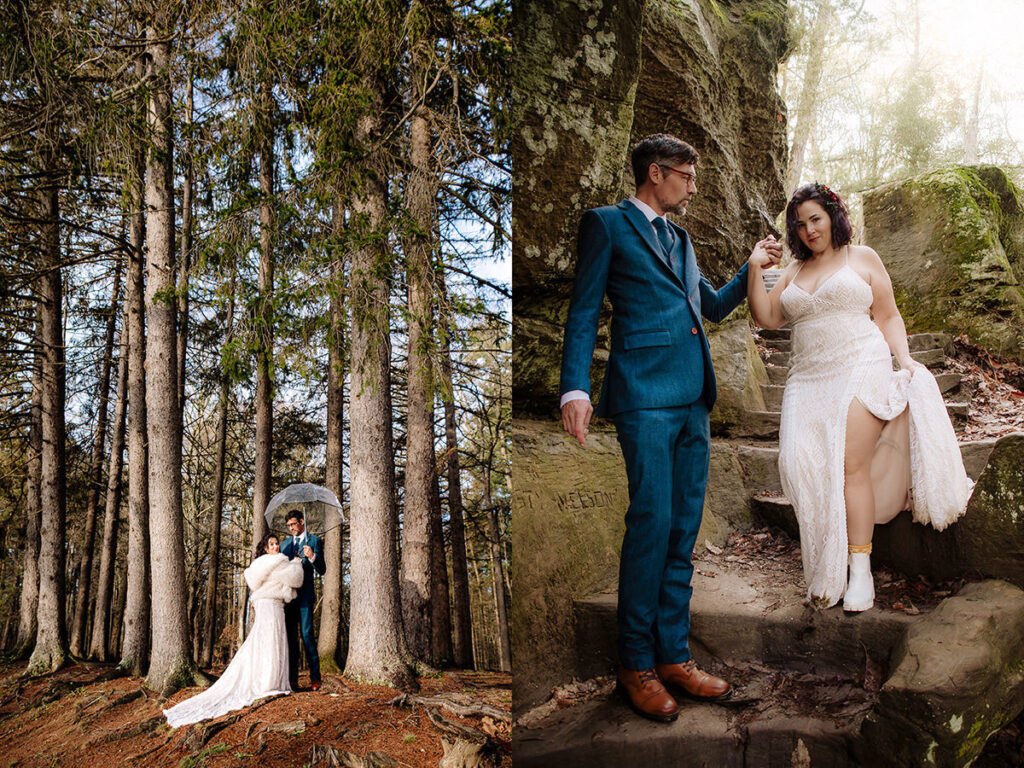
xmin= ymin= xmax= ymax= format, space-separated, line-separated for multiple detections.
xmin=814 ymin=182 xmax=842 ymax=212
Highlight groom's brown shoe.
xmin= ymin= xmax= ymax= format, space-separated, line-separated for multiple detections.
xmin=616 ymin=667 xmax=679 ymax=722
xmin=656 ymin=660 xmax=732 ymax=702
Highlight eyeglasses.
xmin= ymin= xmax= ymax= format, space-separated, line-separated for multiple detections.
xmin=658 ymin=165 xmax=697 ymax=184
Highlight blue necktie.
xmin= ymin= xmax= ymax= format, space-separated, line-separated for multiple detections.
xmin=652 ymin=217 xmax=674 ymax=256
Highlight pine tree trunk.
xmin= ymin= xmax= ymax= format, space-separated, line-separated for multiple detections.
xmin=27 ymin=158 xmax=68 ymax=676
xmin=428 ymin=465 xmax=452 ymax=664
xmin=71 ymin=264 xmax=122 ymax=657
xmin=142 ymin=13 xmax=198 ymax=693
xmin=484 ymin=478 xmax=510 ymax=673
xmin=177 ymin=64 xmax=194 ymax=412
xmin=344 ymin=65 xmax=414 ymax=689
xmin=402 ymin=99 xmax=437 ymax=664
xmin=438 ymin=292 xmax=473 ymax=669
xmin=201 ymin=270 xmax=235 ymax=669
xmin=88 ymin=299 xmax=130 ymax=661
xmin=119 ymin=107 xmax=150 ymax=676
xmin=319 ymin=201 xmax=347 ymax=673
xmin=14 ymin=310 xmax=43 ymax=657
xmin=251 ymin=76 xmax=274 ymax=556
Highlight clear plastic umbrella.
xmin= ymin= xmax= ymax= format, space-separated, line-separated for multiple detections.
xmin=263 ymin=483 xmax=343 ymax=536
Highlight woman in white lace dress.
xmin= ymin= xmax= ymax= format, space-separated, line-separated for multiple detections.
xmin=164 ymin=534 xmax=304 ymax=727
xmin=745 ymin=183 xmax=971 ymax=612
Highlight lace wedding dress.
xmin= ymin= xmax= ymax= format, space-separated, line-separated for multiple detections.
xmin=778 ymin=258 xmax=972 ymax=607
xmin=163 ymin=553 xmax=304 ymax=728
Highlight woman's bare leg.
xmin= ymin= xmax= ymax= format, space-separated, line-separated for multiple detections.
xmin=844 ymin=398 xmax=886 ymax=546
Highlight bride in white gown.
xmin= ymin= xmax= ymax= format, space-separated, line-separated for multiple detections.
xmin=745 ymin=183 xmax=972 ymax=612
xmin=164 ymin=534 xmax=304 ymax=728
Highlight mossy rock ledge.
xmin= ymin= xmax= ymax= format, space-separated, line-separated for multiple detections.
xmin=863 ymin=166 xmax=1024 ymax=362
xmin=858 ymin=579 xmax=1024 ymax=768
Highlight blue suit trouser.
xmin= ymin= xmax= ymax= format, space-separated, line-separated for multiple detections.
xmin=285 ymin=599 xmax=320 ymax=686
xmin=613 ymin=402 xmax=710 ymax=670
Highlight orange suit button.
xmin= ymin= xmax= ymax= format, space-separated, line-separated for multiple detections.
xmin=691 ymin=327 xmax=698 ymax=335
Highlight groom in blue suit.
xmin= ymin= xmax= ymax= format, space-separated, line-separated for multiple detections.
xmin=560 ymin=134 xmax=780 ymax=722
xmin=283 ymin=509 xmax=326 ymax=691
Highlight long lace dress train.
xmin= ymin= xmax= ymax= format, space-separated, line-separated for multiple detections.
xmin=778 ymin=258 xmax=972 ymax=606
xmin=163 ymin=553 xmax=303 ymax=728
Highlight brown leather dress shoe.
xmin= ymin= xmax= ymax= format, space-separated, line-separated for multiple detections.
xmin=616 ymin=667 xmax=679 ymax=722
xmin=656 ymin=660 xmax=732 ymax=702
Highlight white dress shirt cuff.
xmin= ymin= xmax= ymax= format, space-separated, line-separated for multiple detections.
xmin=560 ymin=390 xmax=591 ymax=408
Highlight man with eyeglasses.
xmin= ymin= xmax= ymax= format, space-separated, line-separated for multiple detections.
xmin=559 ymin=133 xmax=781 ymax=722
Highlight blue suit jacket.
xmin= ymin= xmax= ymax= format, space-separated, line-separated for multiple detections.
xmin=560 ymin=199 xmax=749 ymax=417
xmin=282 ymin=532 xmax=326 ymax=606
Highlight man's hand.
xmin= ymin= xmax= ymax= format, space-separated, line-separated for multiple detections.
xmin=749 ymin=235 xmax=783 ymax=269
xmin=303 ymin=544 xmax=314 ymax=560
xmin=561 ymin=398 xmax=594 ymax=447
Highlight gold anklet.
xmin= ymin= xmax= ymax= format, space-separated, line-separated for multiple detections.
xmin=849 ymin=543 xmax=872 ymax=554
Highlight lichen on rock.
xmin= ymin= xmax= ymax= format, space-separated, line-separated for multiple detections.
xmin=863 ymin=166 xmax=1024 ymax=362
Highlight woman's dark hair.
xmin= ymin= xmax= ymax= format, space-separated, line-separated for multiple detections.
xmin=255 ymin=533 xmax=279 ymax=559
xmin=785 ymin=182 xmax=853 ymax=261
xmin=631 ymin=134 xmax=699 ymax=188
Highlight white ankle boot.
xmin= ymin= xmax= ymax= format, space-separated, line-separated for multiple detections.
xmin=843 ymin=551 xmax=874 ymax=612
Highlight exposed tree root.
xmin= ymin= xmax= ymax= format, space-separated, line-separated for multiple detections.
xmin=84 ymin=714 xmax=165 ymax=747
xmin=388 ymin=693 xmax=511 ymax=722
xmin=309 ymin=745 xmax=400 ymax=767
xmin=440 ymin=738 xmax=496 ymax=768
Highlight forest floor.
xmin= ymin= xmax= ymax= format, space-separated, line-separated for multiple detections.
xmin=0 ymin=661 xmax=511 ymax=767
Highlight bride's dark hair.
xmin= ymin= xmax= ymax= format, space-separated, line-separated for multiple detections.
xmin=785 ymin=182 xmax=853 ymax=261
xmin=255 ymin=533 xmax=279 ymax=560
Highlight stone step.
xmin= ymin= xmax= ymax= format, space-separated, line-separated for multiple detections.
xmin=759 ymin=374 xmax=963 ymax=414
xmin=765 ymin=365 xmax=788 ymax=385
xmin=736 ymin=410 xmax=779 ymax=440
xmin=763 ymin=347 xmax=948 ymax=380
xmin=907 ymin=332 xmax=951 ymax=352
xmin=572 ymin=557 xmax=919 ymax=684
xmin=756 ymin=334 xmax=948 ymax=355
xmin=908 ymin=347 xmax=946 ymax=368
xmin=738 ymin=438 xmax=996 ymax=498
xmin=759 ymin=327 xmax=791 ymax=341
xmin=933 ymin=372 xmax=962 ymax=395
xmin=760 ymin=384 xmax=785 ymax=411
xmin=518 ymin=549 xmax=924 ymax=767
xmin=514 ymin=684 xmax=864 ymax=768
xmin=753 ymin=401 xmax=969 ymax=427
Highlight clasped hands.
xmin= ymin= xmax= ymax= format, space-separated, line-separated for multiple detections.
xmin=749 ymin=234 xmax=783 ymax=269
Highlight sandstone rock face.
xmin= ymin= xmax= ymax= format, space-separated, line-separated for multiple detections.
xmin=631 ymin=0 xmax=789 ymax=285
xmin=512 ymin=419 xmax=756 ymax=709
xmin=511 ymin=0 xmax=644 ymax=415
xmin=510 ymin=420 xmax=626 ymax=710
xmin=859 ymin=580 xmax=1024 ymax=768
xmin=707 ymin=316 xmax=770 ymax=436
xmin=863 ymin=166 xmax=1024 ymax=362
xmin=955 ymin=432 xmax=1024 ymax=587
xmin=511 ymin=0 xmax=790 ymax=710
xmin=512 ymin=0 xmax=788 ymax=415
xmin=871 ymin=433 xmax=1024 ymax=588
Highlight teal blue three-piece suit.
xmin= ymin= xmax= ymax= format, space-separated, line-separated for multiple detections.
xmin=560 ymin=199 xmax=749 ymax=670
xmin=282 ymin=532 xmax=326 ymax=687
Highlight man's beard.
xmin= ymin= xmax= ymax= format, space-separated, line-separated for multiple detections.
xmin=665 ymin=199 xmax=688 ymax=215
